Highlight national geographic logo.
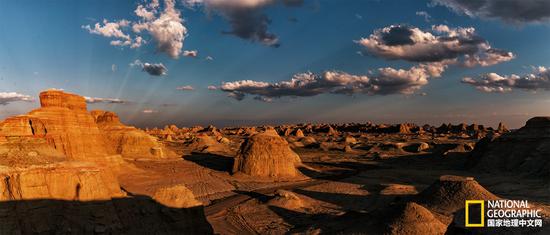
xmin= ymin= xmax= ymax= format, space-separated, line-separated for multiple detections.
xmin=465 ymin=200 xmax=543 ymax=228
xmin=465 ymin=200 xmax=485 ymax=227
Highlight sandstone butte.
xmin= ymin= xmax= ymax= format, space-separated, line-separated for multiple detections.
xmin=232 ymin=128 xmax=304 ymax=179
xmin=0 ymin=90 xmax=176 ymax=161
xmin=0 ymin=90 xmax=211 ymax=234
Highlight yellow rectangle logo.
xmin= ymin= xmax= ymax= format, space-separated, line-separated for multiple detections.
xmin=465 ymin=200 xmax=485 ymax=227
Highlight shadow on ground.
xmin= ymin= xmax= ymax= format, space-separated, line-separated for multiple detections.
xmin=184 ymin=153 xmax=235 ymax=173
xmin=0 ymin=195 xmax=213 ymax=234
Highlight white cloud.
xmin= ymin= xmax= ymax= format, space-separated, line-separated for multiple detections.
xmin=142 ymin=109 xmax=160 ymax=114
xmin=0 ymin=92 xmax=35 ymax=105
xmin=432 ymin=0 xmax=550 ymax=24
xmin=139 ymin=0 xmax=187 ymax=58
xmin=220 ymin=62 xmax=446 ymax=101
xmin=416 ymin=11 xmax=431 ymax=22
xmin=183 ymin=50 xmax=198 ymax=57
xmin=143 ymin=63 xmax=168 ymax=76
xmin=355 ymin=24 xmax=514 ymax=66
xmin=463 ymin=49 xmax=515 ymax=67
xmin=207 ymin=85 xmax=218 ymax=90
xmin=84 ymin=96 xmax=127 ymax=104
xmin=130 ymin=59 xmax=168 ymax=76
xmin=83 ymin=0 xmax=187 ymax=59
xmin=82 ymin=19 xmax=137 ymax=47
xmin=176 ymin=85 xmax=195 ymax=91
xmin=462 ymin=66 xmax=550 ymax=93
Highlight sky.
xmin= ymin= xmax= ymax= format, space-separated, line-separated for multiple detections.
xmin=1 ymin=0 xmax=550 ymax=128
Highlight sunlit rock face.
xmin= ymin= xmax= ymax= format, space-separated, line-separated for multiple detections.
xmin=39 ymin=90 xmax=87 ymax=111
xmin=0 ymin=90 xmax=174 ymax=161
xmin=1 ymin=90 xmax=109 ymax=160
xmin=91 ymin=110 xmax=177 ymax=159
xmin=0 ymin=162 xmax=124 ymax=201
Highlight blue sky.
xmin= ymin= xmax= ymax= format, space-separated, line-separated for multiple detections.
xmin=1 ymin=0 xmax=550 ymax=128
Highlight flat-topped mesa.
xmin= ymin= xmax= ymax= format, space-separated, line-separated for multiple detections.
xmin=39 ymin=90 xmax=87 ymax=111
xmin=24 ymin=91 xmax=109 ymax=160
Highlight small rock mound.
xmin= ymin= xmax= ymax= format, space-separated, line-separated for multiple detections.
xmin=383 ymin=202 xmax=447 ymax=235
xmin=188 ymin=134 xmax=234 ymax=156
xmin=344 ymin=135 xmax=358 ymax=145
xmin=414 ymin=175 xmax=498 ymax=214
xmin=232 ymin=130 xmax=302 ymax=179
xmin=153 ymin=185 xmax=202 ymax=208
xmin=267 ymin=190 xmax=307 ymax=210
xmin=301 ymin=136 xmax=317 ymax=147
xmin=295 ymin=129 xmax=305 ymax=138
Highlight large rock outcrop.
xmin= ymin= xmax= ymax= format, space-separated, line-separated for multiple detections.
xmin=0 ymin=90 xmax=110 ymax=161
xmin=0 ymin=90 xmax=213 ymax=234
xmin=0 ymin=90 xmax=173 ymax=161
xmin=232 ymin=129 xmax=303 ymax=179
xmin=469 ymin=117 xmax=550 ymax=179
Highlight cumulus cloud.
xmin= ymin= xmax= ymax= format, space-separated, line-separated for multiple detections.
xmin=462 ymin=66 xmax=550 ymax=93
xmin=130 ymin=60 xmax=168 ymax=76
xmin=176 ymin=85 xmax=194 ymax=91
xmin=183 ymin=50 xmax=198 ymax=57
xmin=184 ymin=0 xmax=304 ymax=47
xmin=207 ymin=85 xmax=218 ymax=90
xmin=83 ymin=0 xmax=187 ymax=59
xmin=220 ymin=62 xmax=447 ymax=101
xmin=84 ymin=96 xmax=126 ymax=104
xmin=143 ymin=63 xmax=168 ymax=76
xmin=355 ymin=24 xmax=514 ymax=66
xmin=432 ymin=0 xmax=550 ymax=24
xmin=82 ymin=19 xmax=132 ymax=46
xmin=0 ymin=92 xmax=34 ymax=105
xmin=463 ymin=48 xmax=515 ymax=67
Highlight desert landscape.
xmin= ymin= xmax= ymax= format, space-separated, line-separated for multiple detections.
xmin=0 ymin=89 xmax=548 ymax=234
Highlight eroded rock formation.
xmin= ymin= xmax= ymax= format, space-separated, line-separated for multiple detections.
xmin=469 ymin=117 xmax=550 ymax=179
xmin=0 ymin=90 xmax=212 ymax=234
xmin=91 ymin=110 xmax=176 ymax=159
xmin=232 ymin=129 xmax=303 ymax=179
xmin=0 ymin=90 xmax=174 ymax=161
